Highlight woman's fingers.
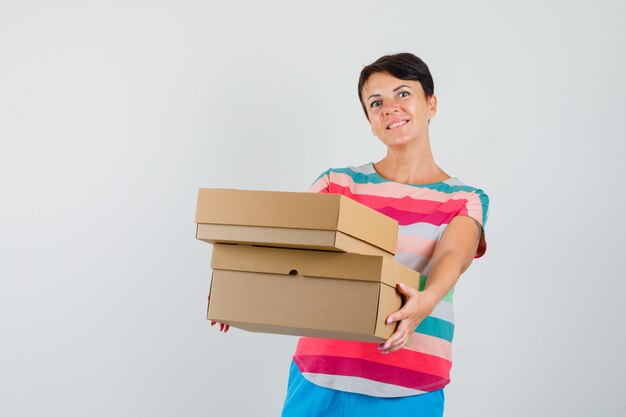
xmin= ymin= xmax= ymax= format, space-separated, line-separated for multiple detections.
xmin=379 ymin=333 xmax=408 ymax=354
xmin=210 ymin=321 xmax=230 ymax=333
xmin=385 ymin=283 xmax=419 ymax=324
xmin=385 ymin=296 xmax=417 ymax=324
xmin=379 ymin=322 xmax=411 ymax=354
xmin=387 ymin=332 xmax=411 ymax=353
xmin=379 ymin=287 xmax=424 ymax=353
xmin=385 ymin=308 xmax=406 ymax=326
xmin=396 ymin=282 xmax=418 ymax=298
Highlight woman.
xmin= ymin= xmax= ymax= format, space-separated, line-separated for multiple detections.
xmin=281 ymin=53 xmax=489 ymax=416
xmin=213 ymin=53 xmax=489 ymax=416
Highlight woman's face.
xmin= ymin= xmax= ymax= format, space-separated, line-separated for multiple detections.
xmin=361 ymin=72 xmax=437 ymax=149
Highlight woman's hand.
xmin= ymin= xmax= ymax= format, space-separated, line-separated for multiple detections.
xmin=378 ymin=216 xmax=482 ymax=354
xmin=378 ymin=282 xmax=437 ymax=354
xmin=208 ymin=292 xmax=230 ymax=333
xmin=210 ymin=321 xmax=230 ymax=333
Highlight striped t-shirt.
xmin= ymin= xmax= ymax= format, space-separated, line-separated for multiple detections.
xmin=292 ymin=162 xmax=489 ymax=397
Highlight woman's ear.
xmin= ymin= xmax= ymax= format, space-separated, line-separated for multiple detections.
xmin=428 ymin=95 xmax=438 ymax=120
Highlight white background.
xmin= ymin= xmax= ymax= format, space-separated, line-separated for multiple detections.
xmin=1 ymin=1 xmax=625 ymax=416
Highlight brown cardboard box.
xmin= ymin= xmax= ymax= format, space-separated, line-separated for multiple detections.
xmin=195 ymin=188 xmax=397 ymax=257
xmin=207 ymin=244 xmax=420 ymax=342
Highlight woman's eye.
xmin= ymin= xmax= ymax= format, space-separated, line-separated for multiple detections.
xmin=370 ymin=100 xmax=382 ymax=108
xmin=398 ymin=91 xmax=410 ymax=98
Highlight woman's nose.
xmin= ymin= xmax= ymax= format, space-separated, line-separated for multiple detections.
xmin=382 ymin=103 xmax=400 ymax=115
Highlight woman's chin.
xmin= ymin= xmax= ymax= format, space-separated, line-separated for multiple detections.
xmin=381 ymin=136 xmax=418 ymax=149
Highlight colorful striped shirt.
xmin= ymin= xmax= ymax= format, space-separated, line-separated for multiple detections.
xmin=292 ymin=162 xmax=489 ymax=397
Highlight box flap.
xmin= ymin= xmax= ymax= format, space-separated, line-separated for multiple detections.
xmin=380 ymin=257 xmax=421 ymax=289
xmin=337 ymin=197 xmax=398 ymax=254
xmin=373 ymin=284 xmax=403 ymax=339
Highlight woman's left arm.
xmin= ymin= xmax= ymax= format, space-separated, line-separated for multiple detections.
xmin=378 ymin=215 xmax=483 ymax=354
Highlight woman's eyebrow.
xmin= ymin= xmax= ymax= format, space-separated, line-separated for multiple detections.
xmin=393 ymin=84 xmax=411 ymax=92
xmin=367 ymin=84 xmax=412 ymax=101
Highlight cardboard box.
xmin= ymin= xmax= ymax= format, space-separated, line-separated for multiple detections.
xmin=207 ymin=244 xmax=420 ymax=342
xmin=195 ymin=188 xmax=397 ymax=257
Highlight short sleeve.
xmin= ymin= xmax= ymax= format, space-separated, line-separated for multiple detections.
xmin=463 ymin=189 xmax=489 ymax=258
xmin=307 ymin=168 xmax=331 ymax=193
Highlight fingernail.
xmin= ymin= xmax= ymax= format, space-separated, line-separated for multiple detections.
xmin=383 ymin=343 xmax=390 ymax=349
xmin=386 ymin=318 xmax=392 ymax=324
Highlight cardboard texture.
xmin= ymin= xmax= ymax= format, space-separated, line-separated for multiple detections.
xmin=207 ymin=244 xmax=420 ymax=342
xmin=195 ymin=188 xmax=397 ymax=256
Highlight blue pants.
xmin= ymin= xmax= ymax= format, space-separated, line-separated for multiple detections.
xmin=281 ymin=361 xmax=445 ymax=417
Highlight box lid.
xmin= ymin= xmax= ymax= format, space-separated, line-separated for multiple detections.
xmin=195 ymin=188 xmax=398 ymax=254
xmin=210 ymin=244 xmax=419 ymax=289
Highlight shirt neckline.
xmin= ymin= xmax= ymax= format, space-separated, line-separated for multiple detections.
xmin=367 ymin=162 xmax=458 ymax=186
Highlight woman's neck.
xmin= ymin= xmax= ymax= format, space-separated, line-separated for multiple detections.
xmin=374 ymin=140 xmax=449 ymax=185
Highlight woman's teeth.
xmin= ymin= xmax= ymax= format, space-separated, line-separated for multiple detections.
xmin=388 ymin=120 xmax=407 ymax=129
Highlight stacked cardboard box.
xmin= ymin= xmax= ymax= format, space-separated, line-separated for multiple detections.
xmin=195 ymin=188 xmax=421 ymax=343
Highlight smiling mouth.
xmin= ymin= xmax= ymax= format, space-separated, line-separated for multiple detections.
xmin=387 ymin=120 xmax=408 ymax=130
